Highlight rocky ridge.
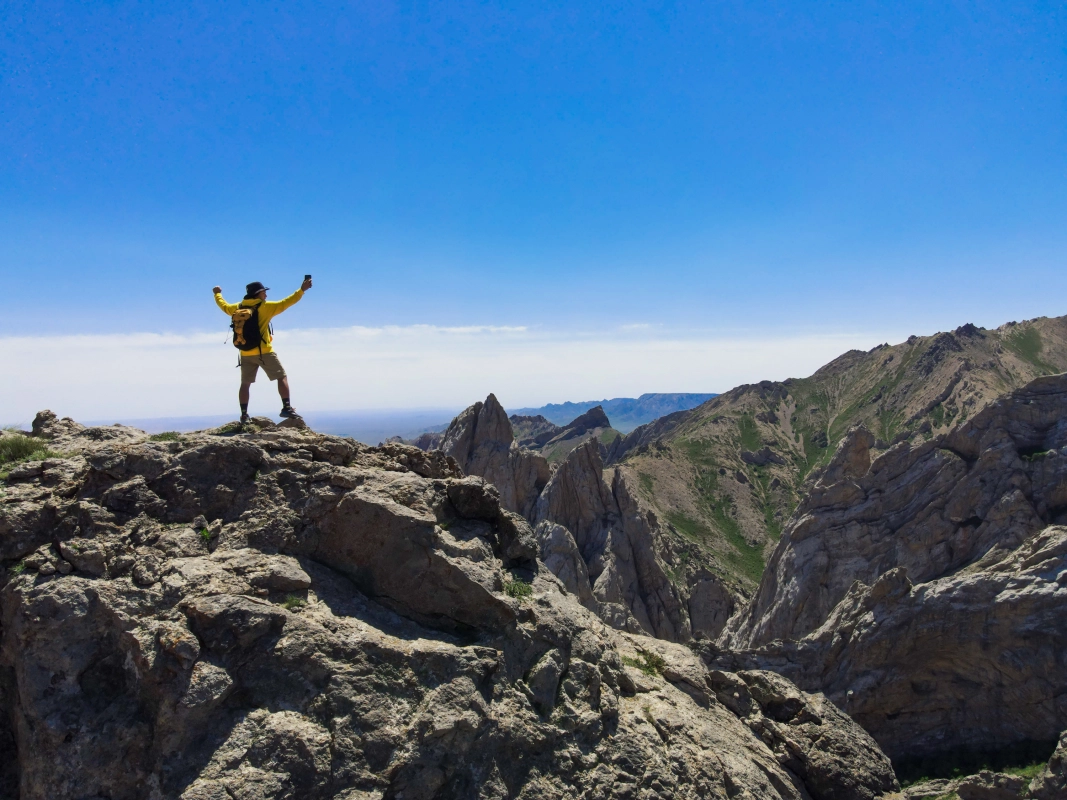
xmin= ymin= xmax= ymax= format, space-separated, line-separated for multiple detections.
xmin=0 ymin=410 xmax=899 ymax=799
xmin=507 ymin=405 xmax=619 ymax=465
xmin=606 ymin=315 xmax=1067 ymax=599
xmin=438 ymin=394 xmax=551 ymax=520
xmin=509 ymin=394 xmax=718 ymax=434
xmin=438 ymin=396 xmax=740 ymax=644
xmin=709 ymin=373 xmax=1067 ymax=766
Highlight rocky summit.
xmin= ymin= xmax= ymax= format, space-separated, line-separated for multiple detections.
xmin=4 ymin=318 xmax=1067 ymax=799
xmin=0 ymin=411 xmax=899 ymax=799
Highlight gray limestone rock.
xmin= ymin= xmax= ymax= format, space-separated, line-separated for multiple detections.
xmin=440 ymin=393 xmax=550 ymax=519
xmin=1029 ymin=729 xmax=1067 ymax=799
xmin=0 ymin=416 xmax=897 ymax=800
xmin=717 ymin=374 xmax=1067 ymax=762
xmin=533 ymin=437 xmax=733 ymax=642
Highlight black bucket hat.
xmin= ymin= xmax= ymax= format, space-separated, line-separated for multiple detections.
xmin=245 ymin=281 xmax=270 ymax=298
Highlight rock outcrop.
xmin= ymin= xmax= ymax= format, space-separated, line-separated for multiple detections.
xmin=533 ymin=439 xmax=691 ymax=644
xmin=509 ymin=414 xmax=561 ymax=449
xmin=0 ymin=415 xmax=899 ymax=799
xmin=439 ymin=394 xmax=550 ymax=519
xmin=441 ymin=399 xmax=737 ymax=644
xmin=1029 ymin=729 xmax=1067 ymax=799
xmin=716 ymin=374 xmax=1067 ymax=762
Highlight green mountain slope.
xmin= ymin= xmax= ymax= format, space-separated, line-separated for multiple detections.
xmin=609 ymin=315 xmax=1067 ymax=592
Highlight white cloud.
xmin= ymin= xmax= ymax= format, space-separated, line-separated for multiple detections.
xmin=1 ymin=324 xmax=909 ymax=424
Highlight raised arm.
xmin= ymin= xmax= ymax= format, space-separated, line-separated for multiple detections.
xmin=263 ymin=278 xmax=312 ymax=315
xmin=213 ymin=287 xmax=240 ymax=315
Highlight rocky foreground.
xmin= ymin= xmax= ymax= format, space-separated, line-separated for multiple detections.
xmin=0 ymin=412 xmax=899 ymax=799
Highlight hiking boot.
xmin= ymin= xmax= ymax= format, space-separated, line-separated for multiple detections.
xmin=240 ymin=413 xmax=251 ymax=425
xmin=279 ymin=406 xmax=298 ymax=418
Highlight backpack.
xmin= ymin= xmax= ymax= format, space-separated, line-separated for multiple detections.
xmin=231 ymin=303 xmax=264 ymax=351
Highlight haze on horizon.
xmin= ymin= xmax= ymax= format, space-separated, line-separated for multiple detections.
xmin=2 ymin=1 xmax=1065 ymax=422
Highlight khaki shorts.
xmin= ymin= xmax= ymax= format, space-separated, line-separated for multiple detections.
xmin=240 ymin=352 xmax=286 ymax=383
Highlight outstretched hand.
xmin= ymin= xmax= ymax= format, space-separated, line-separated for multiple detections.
xmin=301 ymin=277 xmax=313 ymax=291
xmin=212 ymin=285 xmax=222 ymax=294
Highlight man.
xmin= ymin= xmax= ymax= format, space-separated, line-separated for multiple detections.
xmin=213 ymin=277 xmax=313 ymax=423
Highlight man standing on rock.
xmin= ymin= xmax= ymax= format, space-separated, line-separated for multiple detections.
xmin=213 ymin=278 xmax=312 ymax=423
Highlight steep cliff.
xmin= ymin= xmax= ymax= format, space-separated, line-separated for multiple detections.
xmin=712 ymin=374 xmax=1067 ymax=764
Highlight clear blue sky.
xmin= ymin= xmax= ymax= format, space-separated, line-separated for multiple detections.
xmin=2 ymin=0 xmax=1065 ymax=340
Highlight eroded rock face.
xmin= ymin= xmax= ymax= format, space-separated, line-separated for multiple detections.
xmin=0 ymin=417 xmax=898 ymax=800
xmin=716 ymin=375 xmax=1067 ymax=762
xmin=439 ymin=394 xmax=550 ymax=520
xmin=724 ymin=374 xmax=1067 ymax=650
xmin=442 ymin=399 xmax=736 ymax=643
xmin=534 ymin=439 xmax=694 ymax=642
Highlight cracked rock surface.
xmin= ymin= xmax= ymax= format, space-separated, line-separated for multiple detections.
xmin=0 ymin=418 xmax=898 ymax=799
xmin=716 ymin=375 xmax=1067 ymax=762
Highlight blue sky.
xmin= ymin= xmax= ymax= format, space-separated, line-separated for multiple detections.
xmin=2 ymin=1 xmax=1065 ymax=417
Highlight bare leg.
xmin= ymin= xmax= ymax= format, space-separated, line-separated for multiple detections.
xmin=239 ymin=382 xmax=251 ymax=405
xmin=277 ymin=377 xmax=290 ymax=403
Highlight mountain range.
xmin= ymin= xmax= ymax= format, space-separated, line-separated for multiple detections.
xmin=3 ymin=313 xmax=1067 ymax=797
xmin=607 ymin=314 xmax=1067 ymax=592
xmin=509 ymin=393 xmax=718 ymax=433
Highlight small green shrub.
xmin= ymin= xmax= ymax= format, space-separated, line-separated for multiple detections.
xmin=622 ymin=649 xmax=666 ymax=677
xmin=149 ymin=431 xmax=181 ymax=442
xmin=1003 ymin=761 xmax=1046 ymax=780
xmin=0 ymin=432 xmax=60 ymax=481
xmin=504 ymin=578 xmax=533 ymax=599
xmin=0 ymin=433 xmax=53 ymax=464
xmin=11 ymin=562 xmax=26 ymax=575
xmin=282 ymin=595 xmax=307 ymax=610
xmin=198 ymin=528 xmax=212 ymax=542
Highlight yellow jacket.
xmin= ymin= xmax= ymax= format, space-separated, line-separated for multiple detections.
xmin=215 ymin=289 xmax=304 ymax=356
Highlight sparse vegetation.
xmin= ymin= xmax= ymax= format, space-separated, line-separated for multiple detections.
xmin=665 ymin=548 xmax=690 ymax=586
xmin=895 ymin=738 xmax=1057 ymax=787
xmin=738 ymin=414 xmax=760 ymax=451
xmin=598 ymin=428 xmax=620 ymax=445
xmin=0 ymin=431 xmax=60 ymax=481
xmin=638 ymin=471 xmax=654 ymax=494
xmin=11 ymin=561 xmax=26 ymax=575
xmin=622 ymin=649 xmax=666 ymax=677
xmin=504 ymin=577 xmax=533 ymax=599
xmin=199 ymin=528 xmax=212 ymax=542
xmin=1019 ymin=448 xmax=1051 ymax=462
xmin=281 ymin=595 xmax=307 ymax=610
xmin=1004 ymin=326 xmax=1056 ymax=374
xmin=1002 ymin=761 xmax=1047 ymax=779
xmin=149 ymin=431 xmax=181 ymax=441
